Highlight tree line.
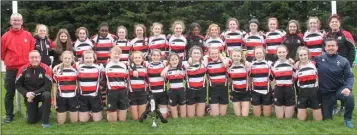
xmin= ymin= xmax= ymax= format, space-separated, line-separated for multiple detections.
xmin=2 ymin=1 xmax=357 ymax=40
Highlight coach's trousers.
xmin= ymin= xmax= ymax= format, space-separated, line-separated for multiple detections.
xmin=25 ymin=91 xmax=51 ymax=124
xmin=321 ymin=87 xmax=355 ymax=121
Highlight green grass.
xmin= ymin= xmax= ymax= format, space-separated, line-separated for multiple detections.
xmin=2 ymin=68 xmax=357 ymax=134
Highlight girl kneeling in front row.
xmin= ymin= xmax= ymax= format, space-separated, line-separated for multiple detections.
xmin=249 ymin=46 xmax=274 ymax=117
xmin=271 ymin=45 xmax=296 ymax=119
xmin=105 ymin=46 xmax=129 ymax=122
xmin=227 ymin=48 xmax=251 ymax=117
xmin=161 ymin=53 xmax=187 ymax=118
xmin=76 ymin=50 xmax=103 ymax=122
xmin=53 ymin=51 xmax=79 ymax=125
xmin=294 ymin=46 xmax=322 ymax=121
xmin=128 ymin=51 xmax=148 ymax=120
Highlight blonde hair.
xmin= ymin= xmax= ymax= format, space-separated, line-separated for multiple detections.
xmin=60 ymin=50 xmax=75 ymax=66
xmin=130 ymin=51 xmax=144 ymax=62
xmin=230 ymin=48 xmax=245 ymax=64
xmin=208 ymin=47 xmax=220 ymax=55
xmin=75 ymin=27 xmax=89 ymax=38
xmin=110 ymin=46 xmax=122 ymax=55
xmin=206 ymin=24 xmax=221 ymax=37
xmin=295 ymin=46 xmax=311 ymax=61
xmin=116 ymin=25 xmax=128 ymax=38
xmin=267 ymin=17 xmax=279 ymax=31
xmin=35 ymin=24 xmax=49 ymax=37
xmin=150 ymin=22 xmax=163 ymax=36
xmin=226 ymin=18 xmax=239 ymax=30
xmin=171 ymin=20 xmax=185 ymax=33
xmin=82 ymin=50 xmax=96 ymax=61
xmin=307 ymin=16 xmax=321 ymax=30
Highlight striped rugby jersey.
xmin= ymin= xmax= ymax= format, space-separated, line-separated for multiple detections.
xmin=104 ymin=61 xmax=128 ymax=91
xmin=303 ymin=31 xmax=324 ymax=57
xmin=53 ymin=66 xmax=78 ymax=98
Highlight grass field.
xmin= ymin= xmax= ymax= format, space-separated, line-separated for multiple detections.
xmin=1 ymin=68 xmax=357 ymax=134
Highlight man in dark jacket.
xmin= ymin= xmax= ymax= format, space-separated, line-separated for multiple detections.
xmin=15 ymin=50 xmax=52 ymax=128
xmin=316 ymin=38 xmax=354 ymax=128
xmin=1 ymin=13 xmax=35 ymax=123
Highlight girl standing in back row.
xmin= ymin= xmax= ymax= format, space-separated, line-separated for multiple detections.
xmin=265 ymin=17 xmax=285 ymax=62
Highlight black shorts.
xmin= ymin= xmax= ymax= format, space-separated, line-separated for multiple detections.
xmin=266 ymin=54 xmax=277 ymax=62
xmin=78 ymin=95 xmax=103 ymax=113
xmin=107 ymin=89 xmax=129 ymax=111
xmin=209 ymin=85 xmax=229 ymax=105
xmin=168 ymin=89 xmax=186 ymax=106
xmin=298 ymin=87 xmax=321 ymax=109
xmin=56 ymin=95 xmax=79 ymax=113
xmin=230 ymin=91 xmax=250 ymax=102
xmin=153 ymin=92 xmax=168 ymax=105
xmin=251 ymin=91 xmax=273 ymax=106
xmin=186 ymin=87 xmax=207 ymax=105
xmin=129 ymin=91 xmax=148 ymax=105
xmin=274 ymin=86 xmax=296 ymax=106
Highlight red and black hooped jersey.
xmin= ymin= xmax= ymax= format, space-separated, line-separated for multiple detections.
xmin=148 ymin=34 xmax=168 ymax=51
xmin=295 ymin=62 xmax=318 ymax=88
xmin=73 ymin=38 xmax=94 ymax=59
xmin=265 ymin=30 xmax=285 ymax=54
xmin=204 ymin=37 xmax=225 ymax=52
xmin=131 ymin=37 xmax=149 ymax=55
xmin=271 ymin=60 xmax=294 ymax=87
xmin=91 ymin=34 xmax=117 ymax=64
xmin=146 ymin=61 xmax=166 ymax=93
xmin=184 ymin=62 xmax=206 ymax=89
xmin=166 ymin=68 xmax=185 ymax=91
xmin=169 ymin=35 xmax=187 ymax=60
xmin=244 ymin=33 xmax=265 ymax=57
xmin=222 ymin=30 xmax=245 ymax=55
xmin=206 ymin=58 xmax=227 ymax=86
xmin=228 ymin=63 xmax=248 ymax=92
xmin=249 ymin=60 xmax=271 ymax=94
xmin=128 ymin=65 xmax=147 ymax=92
xmin=303 ymin=31 xmax=323 ymax=57
xmin=54 ymin=66 xmax=78 ymax=98
xmin=115 ymin=39 xmax=131 ymax=61
xmin=77 ymin=63 xmax=103 ymax=96
xmin=104 ymin=61 xmax=128 ymax=91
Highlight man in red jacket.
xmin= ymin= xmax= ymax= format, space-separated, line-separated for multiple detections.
xmin=1 ymin=13 xmax=35 ymax=123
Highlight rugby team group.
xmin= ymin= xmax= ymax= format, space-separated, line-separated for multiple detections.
xmin=1 ymin=13 xmax=355 ymax=128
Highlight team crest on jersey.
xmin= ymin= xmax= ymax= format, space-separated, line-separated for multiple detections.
xmin=26 ymin=73 xmax=31 ymax=78
xmin=337 ymin=61 xmax=340 ymax=66
xmin=338 ymin=36 xmax=342 ymax=40
xmin=39 ymin=73 xmax=43 ymax=78
xmin=24 ymin=39 xmax=27 ymax=43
